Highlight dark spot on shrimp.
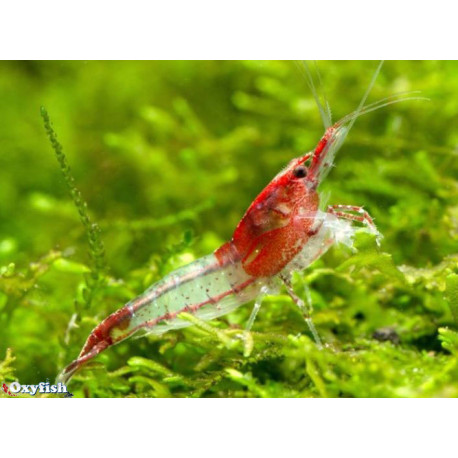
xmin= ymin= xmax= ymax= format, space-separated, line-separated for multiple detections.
xmin=117 ymin=316 xmax=131 ymax=331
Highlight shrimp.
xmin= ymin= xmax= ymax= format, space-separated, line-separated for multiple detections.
xmin=57 ymin=61 xmax=424 ymax=384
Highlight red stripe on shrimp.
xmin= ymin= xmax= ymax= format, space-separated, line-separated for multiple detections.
xmin=132 ymin=277 xmax=257 ymax=333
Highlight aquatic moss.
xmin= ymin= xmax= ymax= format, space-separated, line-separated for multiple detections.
xmin=0 ymin=61 xmax=457 ymax=397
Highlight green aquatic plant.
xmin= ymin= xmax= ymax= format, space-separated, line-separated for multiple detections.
xmin=41 ymin=107 xmax=106 ymax=312
xmin=0 ymin=61 xmax=457 ymax=397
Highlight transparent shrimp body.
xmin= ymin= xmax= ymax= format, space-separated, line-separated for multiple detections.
xmin=125 ymin=254 xmax=263 ymax=337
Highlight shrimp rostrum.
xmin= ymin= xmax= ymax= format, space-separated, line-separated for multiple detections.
xmin=58 ymin=61 xmax=424 ymax=384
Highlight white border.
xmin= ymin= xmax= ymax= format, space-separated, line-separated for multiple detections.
xmin=2 ymin=399 xmax=457 ymax=457
xmin=1 ymin=1 xmax=456 ymax=59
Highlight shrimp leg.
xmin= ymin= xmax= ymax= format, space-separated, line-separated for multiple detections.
xmin=241 ymin=286 xmax=271 ymax=356
xmin=280 ymin=275 xmax=323 ymax=349
xmin=327 ymin=204 xmax=381 ymax=244
xmin=327 ymin=205 xmax=376 ymax=230
xmin=245 ymin=295 xmax=264 ymax=333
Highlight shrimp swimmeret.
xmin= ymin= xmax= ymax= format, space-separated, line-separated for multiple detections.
xmin=56 ymin=61 xmax=424 ymax=384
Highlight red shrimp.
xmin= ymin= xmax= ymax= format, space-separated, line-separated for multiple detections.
xmin=57 ymin=61 xmax=425 ymax=384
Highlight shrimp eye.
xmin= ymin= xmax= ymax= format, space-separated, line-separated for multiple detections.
xmin=293 ymin=166 xmax=307 ymax=178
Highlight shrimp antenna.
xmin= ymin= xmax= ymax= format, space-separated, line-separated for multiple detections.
xmin=336 ymin=93 xmax=429 ymax=127
xmin=350 ymin=90 xmax=422 ymax=112
xmin=334 ymin=62 xmax=429 ymax=129
xmin=296 ymin=61 xmax=332 ymax=129
xmin=345 ymin=60 xmax=384 ymax=134
xmin=313 ymin=61 xmax=332 ymax=126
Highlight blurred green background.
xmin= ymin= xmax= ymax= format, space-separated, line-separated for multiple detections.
xmin=0 ymin=61 xmax=457 ymax=397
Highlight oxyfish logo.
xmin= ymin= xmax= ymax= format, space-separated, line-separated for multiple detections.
xmin=2 ymin=380 xmax=73 ymax=397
